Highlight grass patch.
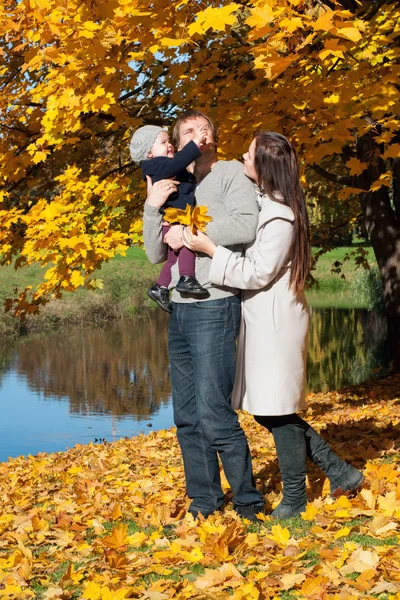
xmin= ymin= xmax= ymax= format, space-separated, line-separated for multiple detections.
xmin=0 ymin=244 xmax=379 ymax=336
xmin=306 ymin=245 xmax=377 ymax=309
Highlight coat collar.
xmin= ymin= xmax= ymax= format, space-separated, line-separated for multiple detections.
xmin=257 ymin=195 xmax=295 ymax=231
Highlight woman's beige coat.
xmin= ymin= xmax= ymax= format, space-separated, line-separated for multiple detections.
xmin=208 ymin=196 xmax=310 ymax=416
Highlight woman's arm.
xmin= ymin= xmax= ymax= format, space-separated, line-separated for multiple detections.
xmin=206 ymin=218 xmax=294 ymax=290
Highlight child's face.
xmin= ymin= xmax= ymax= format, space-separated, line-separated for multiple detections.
xmin=148 ymin=131 xmax=174 ymax=159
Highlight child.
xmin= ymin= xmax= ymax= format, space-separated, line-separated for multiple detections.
xmin=130 ymin=125 xmax=208 ymax=313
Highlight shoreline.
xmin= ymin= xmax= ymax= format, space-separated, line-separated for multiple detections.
xmin=0 ymin=373 xmax=399 ymax=599
xmin=0 ymin=245 xmax=379 ymax=337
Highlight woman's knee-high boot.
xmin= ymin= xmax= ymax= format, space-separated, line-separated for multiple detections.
xmin=270 ymin=423 xmax=308 ymax=518
xmin=303 ymin=424 xmax=364 ymax=497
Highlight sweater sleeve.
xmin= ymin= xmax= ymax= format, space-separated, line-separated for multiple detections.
xmin=142 ymin=203 xmax=167 ymax=264
xmin=205 ymin=163 xmax=259 ymax=247
xmin=208 ymin=217 xmax=294 ymax=289
xmin=142 ymin=141 xmax=201 ymax=180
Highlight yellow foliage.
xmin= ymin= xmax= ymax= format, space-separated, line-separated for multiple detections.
xmin=0 ymin=0 xmax=398 ymax=315
xmin=163 ymin=204 xmax=212 ymax=233
xmin=0 ymin=375 xmax=399 ymax=597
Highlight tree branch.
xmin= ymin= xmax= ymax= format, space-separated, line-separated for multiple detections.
xmin=393 ymin=157 xmax=400 ymax=222
xmin=364 ymin=0 xmax=389 ymax=20
xmin=100 ymin=161 xmax=136 ymax=181
xmin=309 ymin=164 xmax=352 ymax=186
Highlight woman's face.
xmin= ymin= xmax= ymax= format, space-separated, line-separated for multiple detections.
xmin=243 ymin=138 xmax=258 ymax=184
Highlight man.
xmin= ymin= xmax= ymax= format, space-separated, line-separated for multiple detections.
xmin=143 ymin=110 xmax=264 ymax=520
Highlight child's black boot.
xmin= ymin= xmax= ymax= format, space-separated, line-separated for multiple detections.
xmin=176 ymin=276 xmax=208 ymax=297
xmin=147 ymin=284 xmax=172 ymax=313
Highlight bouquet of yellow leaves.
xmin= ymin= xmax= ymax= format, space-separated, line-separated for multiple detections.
xmin=163 ymin=204 xmax=212 ymax=233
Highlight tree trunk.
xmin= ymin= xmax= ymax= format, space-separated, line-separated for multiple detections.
xmin=357 ymin=187 xmax=400 ymax=373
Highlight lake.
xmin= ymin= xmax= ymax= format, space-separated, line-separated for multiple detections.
xmin=0 ymin=308 xmax=388 ymax=462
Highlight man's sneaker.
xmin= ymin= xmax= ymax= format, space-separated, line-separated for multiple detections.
xmin=147 ymin=284 xmax=172 ymax=313
xmin=175 ymin=276 xmax=208 ymax=297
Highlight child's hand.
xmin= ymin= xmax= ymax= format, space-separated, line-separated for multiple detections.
xmin=193 ymin=129 xmax=207 ymax=148
xmin=183 ymin=228 xmax=216 ymax=257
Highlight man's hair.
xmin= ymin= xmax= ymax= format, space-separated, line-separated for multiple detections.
xmin=172 ymin=110 xmax=219 ymax=148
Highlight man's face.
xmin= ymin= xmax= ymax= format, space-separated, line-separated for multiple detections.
xmin=178 ymin=117 xmax=216 ymax=156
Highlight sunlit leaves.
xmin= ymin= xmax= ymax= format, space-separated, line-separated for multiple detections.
xmin=163 ymin=204 xmax=212 ymax=233
xmin=188 ymin=4 xmax=240 ymax=36
xmin=0 ymin=0 xmax=399 ymax=315
xmin=0 ymin=375 xmax=399 ymax=597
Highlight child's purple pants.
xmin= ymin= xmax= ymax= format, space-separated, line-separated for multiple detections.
xmin=157 ymin=225 xmax=196 ymax=288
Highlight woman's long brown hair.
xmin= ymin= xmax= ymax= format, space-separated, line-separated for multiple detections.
xmin=254 ymin=131 xmax=310 ymax=292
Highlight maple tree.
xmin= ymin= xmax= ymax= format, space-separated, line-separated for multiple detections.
xmin=0 ymin=0 xmax=399 ymax=366
xmin=0 ymin=373 xmax=400 ymax=598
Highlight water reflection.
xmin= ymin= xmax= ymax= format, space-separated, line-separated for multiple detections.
xmin=16 ymin=310 xmax=171 ymax=421
xmin=307 ymin=308 xmax=388 ymax=392
xmin=0 ymin=308 xmax=389 ymax=460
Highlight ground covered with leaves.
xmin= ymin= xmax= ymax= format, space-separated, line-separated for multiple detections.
xmin=1 ymin=375 xmax=400 ymax=600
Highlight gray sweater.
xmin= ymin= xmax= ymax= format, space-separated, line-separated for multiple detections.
xmin=143 ymin=160 xmax=259 ymax=303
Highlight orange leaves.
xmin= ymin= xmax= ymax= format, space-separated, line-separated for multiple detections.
xmin=0 ymin=374 xmax=399 ymax=597
xmin=188 ymin=4 xmax=240 ymax=36
xmin=163 ymin=204 xmax=212 ymax=233
xmin=0 ymin=0 xmax=398 ymax=316
xmin=99 ymin=523 xmax=128 ymax=550
xmin=265 ymin=523 xmax=291 ymax=546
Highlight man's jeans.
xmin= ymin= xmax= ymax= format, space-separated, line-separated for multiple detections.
xmin=168 ymin=295 xmax=263 ymax=515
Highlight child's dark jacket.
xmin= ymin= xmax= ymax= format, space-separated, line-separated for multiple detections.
xmin=141 ymin=141 xmax=201 ymax=210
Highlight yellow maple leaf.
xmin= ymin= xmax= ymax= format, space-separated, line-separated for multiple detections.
xmin=164 ymin=204 xmax=212 ymax=233
xmin=99 ymin=522 xmax=128 ymax=549
xmin=188 ymin=4 xmax=240 ymax=36
xmin=377 ymin=491 xmax=397 ymax=516
xmin=383 ymin=143 xmax=400 ymax=159
xmin=301 ymin=575 xmax=329 ymax=596
xmin=340 ymin=548 xmax=379 ymax=575
xmin=336 ymin=26 xmax=362 ymax=43
xmin=301 ymin=503 xmax=318 ymax=521
xmin=266 ymin=523 xmax=290 ymax=546
xmin=32 ymin=151 xmax=48 ymax=164
xmin=345 ymin=157 xmax=367 ymax=176
xmin=163 ymin=205 xmax=192 ymax=227
xmin=194 ymin=563 xmax=243 ymax=590
xmin=313 ymin=10 xmax=335 ymax=32
xmin=191 ymin=205 xmax=213 ymax=233
xmin=281 ymin=573 xmax=306 ymax=590
xmin=70 ymin=270 xmax=85 ymax=288
xmin=232 ymin=581 xmax=260 ymax=600
xmin=323 ymin=93 xmax=340 ymax=104
xmin=246 ymin=6 xmax=276 ymax=29
xmin=334 ymin=526 xmax=351 ymax=539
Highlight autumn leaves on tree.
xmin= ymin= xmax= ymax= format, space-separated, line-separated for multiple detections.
xmin=0 ymin=0 xmax=399 ymax=365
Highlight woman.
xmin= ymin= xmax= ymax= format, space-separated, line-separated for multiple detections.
xmin=183 ymin=132 xmax=364 ymax=518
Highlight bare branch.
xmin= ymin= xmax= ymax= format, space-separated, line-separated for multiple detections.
xmin=309 ymin=164 xmax=352 ymax=186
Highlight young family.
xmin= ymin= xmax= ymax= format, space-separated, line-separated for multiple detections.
xmin=133 ymin=110 xmax=364 ymax=521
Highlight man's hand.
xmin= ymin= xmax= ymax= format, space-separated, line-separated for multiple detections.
xmin=146 ymin=176 xmax=179 ymax=208
xmin=164 ymin=224 xmax=184 ymax=251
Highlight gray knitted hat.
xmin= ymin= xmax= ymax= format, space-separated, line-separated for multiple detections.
xmin=130 ymin=125 xmax=165 ymax=164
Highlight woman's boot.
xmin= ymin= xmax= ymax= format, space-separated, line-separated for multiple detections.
xmin=270 ymin=422 xmax=308 ymax=518
xmin=303 ymin=424 xmax=364 ymax=497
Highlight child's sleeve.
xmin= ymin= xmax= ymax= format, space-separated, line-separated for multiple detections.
xmin=146 ymin=141 xmax=201 ymax=179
